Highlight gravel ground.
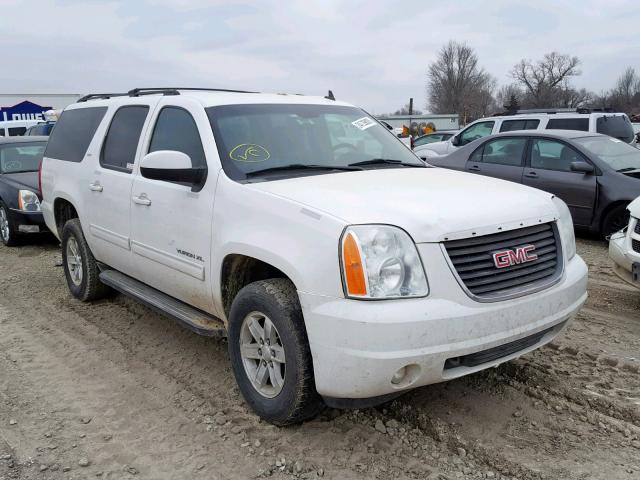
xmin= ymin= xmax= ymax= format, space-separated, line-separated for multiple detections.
xmin=0 ymin=235 xmax=638 ymax=480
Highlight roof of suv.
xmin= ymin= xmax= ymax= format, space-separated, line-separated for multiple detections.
xmin=72 ymin=88 xmax=353 ymax=109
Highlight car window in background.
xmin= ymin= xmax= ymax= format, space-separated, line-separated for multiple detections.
xmin=499 ymin=119 xmax=540 ymax=132
xmin=8 ymin=127 xmax=26 ymax=136
xmin=531 ymin=139 xmax=584 ymax=172
xmin=45 ymin=107 xmax=107 ymax=162
xmin=596 ymin=115 xmax=634 ymax=143
xmin=101 ymin=106 xmax=149 ymax=171
xmin=0 ymin=143 xmax=46 ymax=173
xmin=574 ymin=136 xmax=640 ymax=171
xmin=149 ymin=107 xmax=206 ymax=168
xmin=207 ymin=104 xmax=423 ymax=181
xmin=479 ymin=137 xmax=527 ymax=166
xmin=413 ymin=134 xmax=443 ymax=147
xmin=0 ymin=129 xmax=4 ymax=136
xmin=459 ymin=121 xmax=494 ymax=146
xmin=546 ymin=118 xmax=589 ymax=131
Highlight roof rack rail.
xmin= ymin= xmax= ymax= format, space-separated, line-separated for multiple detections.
xmin=77 ymin=93 xmax=129 ymax=103
xmin=127 ymin=87 xmax=257 ymax=97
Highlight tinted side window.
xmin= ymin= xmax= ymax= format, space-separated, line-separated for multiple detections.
xmin=596 ymin=115 xmax=634 ymax=143
xmin=480 ymin=138 xmax=527 ymax=166
xmin=45 ymin=107 xmax=107 ymax=162
xmin=500 ymin=119 xmax=540 ymax=132
xmin=0 ymin=129 xmax=4 ymax=136
xmin=101 ymin=106 xmax=149 ymax=172
xmin=149 ymin=107 xmax=206 ymax=168
xmin=8 ymin=127 xmax=26 ymax=136
xmin=531 ymin=139 xmax=584 ymax=171
xmin=546 ymin=118 xmax=589 ymax=131
xmin=459 ymin=122 xmax=494 ymax=145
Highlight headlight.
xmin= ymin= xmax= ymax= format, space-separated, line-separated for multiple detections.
xmin=18 ymin=190 xmax=41 ymax=212
xmin=340 ymin=225 xmax=428 ymax=299
xmin=552 ymin=196 xmax=575 ymax=261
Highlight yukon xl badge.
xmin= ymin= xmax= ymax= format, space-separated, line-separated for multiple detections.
xmin=492 ymin=245 xmax=537 ymax=269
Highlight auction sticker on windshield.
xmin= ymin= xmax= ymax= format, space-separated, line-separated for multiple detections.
xmin=352 ymin=117 xmax=377 ymax=131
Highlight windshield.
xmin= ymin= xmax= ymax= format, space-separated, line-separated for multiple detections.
xmin=0 ymin=143 xmax=46 ymax=173
xmin=596 ymin=115 xmax=634 ymax=143
xmin=206 ymin=104 xmax=424 ymax=181
xmin=574 ymin=136 xmax=640 ymax=171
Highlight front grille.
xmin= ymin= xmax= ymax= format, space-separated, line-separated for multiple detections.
xmin=633 ymin=239 xmax=640 ymax=253
xmin=634 ymin=218 xmax=640 ymax=235
xmin=443 ymin=223 xmax=562 ymax=301
xmin=444 ymin=326 xmax=555 ymax=369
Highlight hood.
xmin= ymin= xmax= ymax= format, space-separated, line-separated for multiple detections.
xmin=2 ymin=171 xmax=39 ymax=193
xmin=248 ymin=168 xmax=558 ymax=243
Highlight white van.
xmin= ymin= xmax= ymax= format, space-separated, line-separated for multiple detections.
xmin=415 ymin=110 xmax=636 ymax=158
xmin=0 ymin=120 xmax=41 ymax=137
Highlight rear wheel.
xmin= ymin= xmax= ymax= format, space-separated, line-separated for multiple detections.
xmin=228 ymin=278 xmax=323 ymax=425
xmin=61 ymin=218 xmax=111 ymax=301
xmin=602 ymin=204 xmax=630 ymax=238
xmin=0 ymin=202 xmax=18 ymax=247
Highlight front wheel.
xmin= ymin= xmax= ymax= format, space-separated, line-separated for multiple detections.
xmin=228 ymin=278 xmax=322 ymax=425
xmin=61 ymin=218 xmax=111 ymax=301
xmin=0 ymin=202 xmax=18 ymax=247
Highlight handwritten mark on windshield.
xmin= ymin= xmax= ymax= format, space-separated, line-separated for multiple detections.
xmin=229 ymin=144 xmax=271 ymax=162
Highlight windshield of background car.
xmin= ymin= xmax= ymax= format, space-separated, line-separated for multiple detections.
xmin=574 ymin=136 xmax=640 ymax=171
xmin=206 ymin=104 xmax=423 ymax=181
xmin=0 ymin=143 xmax=46 ymax=173
xmin=596 ymin=115 xmax=635 ymax=143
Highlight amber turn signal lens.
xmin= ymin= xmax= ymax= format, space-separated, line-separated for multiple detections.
xmin=342 ymin=232 xmax=367 ymax=296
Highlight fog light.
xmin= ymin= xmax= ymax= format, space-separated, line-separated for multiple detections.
xmin=391 ymin=366 xmax=407 ymax=385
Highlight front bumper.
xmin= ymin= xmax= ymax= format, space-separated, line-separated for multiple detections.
xmin=609 ymin=220 xmax=640 ymax=289
xmin=9 ymin=208 xmax=48 ymax=234
xmin=301 ymin=249 xmax=588 ymax=399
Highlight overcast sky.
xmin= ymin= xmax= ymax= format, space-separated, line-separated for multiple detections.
xmin=1 ymin=0 xmax=638 ymax=113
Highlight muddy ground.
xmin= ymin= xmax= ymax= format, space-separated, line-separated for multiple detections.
xmin=0 ymin=236 xmax=638 ymax=480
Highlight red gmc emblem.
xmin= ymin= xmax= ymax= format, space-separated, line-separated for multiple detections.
xmin=492 ymin=245 xmax=538 ymax=269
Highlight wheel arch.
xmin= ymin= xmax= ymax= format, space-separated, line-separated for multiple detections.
xmin=599 ymin=200 xmax=630 ymax=235
xmin=219 ymin=252 xmax=301 ymax=320
xmin=53 ymin=197 xmax=79 ymax=238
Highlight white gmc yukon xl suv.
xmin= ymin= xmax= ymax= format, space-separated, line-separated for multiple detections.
xmin=41 ymin=88 xmax=588 ymax=425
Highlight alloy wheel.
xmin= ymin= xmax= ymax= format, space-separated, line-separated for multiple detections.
xmin=66 ymin=237 xmax=83 ymax=286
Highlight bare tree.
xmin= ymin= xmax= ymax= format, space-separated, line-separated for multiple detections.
xmin=427 ymin=41 xmax=496 ymax=122
xmin=495 ymin=84 xmax=524 ymax=112
xmin=607 ymin=67 xmax=640 ymax=112
xmin=511 ymin=52 xmax=581 ymax=107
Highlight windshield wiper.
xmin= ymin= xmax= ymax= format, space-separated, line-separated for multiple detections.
xmin=617 ymin=167 xmax=640 ymax=173
xmin=348 ymin=158 xmax=425 ymax=168
xmin=246 ymin=164 xmax=363 ymax=177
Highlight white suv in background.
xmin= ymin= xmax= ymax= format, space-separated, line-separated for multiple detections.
xmin=415 ymin=110 xmax=636 ymax=159
xmin=609 ymin=196 xmax=640 ymax=290
xmin=41 ymin=88 xmax=588 ymax=425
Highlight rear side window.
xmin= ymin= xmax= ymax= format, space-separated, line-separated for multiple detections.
xmin=476 ymin=137 xmax=527 ymax=166
xmin=596 ymin=115 xmax=634 ymax=143
xmin=149 ymin=107 xmax=206 ymax=168
xmin=45 ymin=107 xmax=107 ymax=162
xmin=499 ymin=119 xmax=540 ymax=132
xmin=101 ymin=106 xmax=149 ymax=172
xmin=546 ymin=118 xmax=589 ymax=132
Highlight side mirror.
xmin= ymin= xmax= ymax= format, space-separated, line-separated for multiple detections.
xmin=570 ymin=161 xmax=594 ymax=174
xmin=451 ymin=135 xmax=460 ymax=146
xmin=140 ymin=151 xmax=207 ymax=189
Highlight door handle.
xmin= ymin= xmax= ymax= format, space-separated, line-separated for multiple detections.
xmin=524 ymin=171 xmax=538 ymax=178
xmin=89 ymin=182 xmax=103 ymax=192
xmin=468 ymin=165 xmax=481 ymax=171
xmin=132 ymin=194 xmax=151 ymax=206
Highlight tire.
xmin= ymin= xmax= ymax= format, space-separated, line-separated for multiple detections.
xmin=601 ymin=204 xmax=630 ymax=238
xmin=0 ymin=201 xmax=19 ymax=247
xmin=61 ymin=218 xmax=111 ymax=301
xmin=228 ymin=278 xmax=323 ymax=426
